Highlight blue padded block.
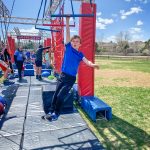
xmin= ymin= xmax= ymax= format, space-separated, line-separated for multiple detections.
xmin=25 ymin=64 xmax=33 ymax=69
xmin=81 ymin=96 xmax=112 ymax=122
xmin=42 ymin=69 xmax=51 ymax=74
xmin=42 ymin=64 xmax=46 ymax=69
xmin=24 ymin=69 xmax=34 ymax=76
xmin=26 ymin=62 xmax=31 ymax=64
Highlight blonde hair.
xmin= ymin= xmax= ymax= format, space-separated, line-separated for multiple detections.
xmin=70 ymin=35 xmax=81 ymax=43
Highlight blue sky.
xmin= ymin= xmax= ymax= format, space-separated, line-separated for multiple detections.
xmin=2 ymin=0 xmax=150 ymax=42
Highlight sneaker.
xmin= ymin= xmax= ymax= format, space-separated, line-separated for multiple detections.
xmin=50 ymin=112 xmax=59 ymax=121
xmin=38 ymin=75 xmax=42 ymax=81
xmin=19 ymin=78 xmax=22 ymax=82
xmin=45 ymin=112 xmax=53 ymax=120
xmin=36 ymin=75 xmax=39 ymax=79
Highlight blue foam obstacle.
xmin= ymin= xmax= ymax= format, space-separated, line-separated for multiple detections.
xmin=42 ymin=71 xmax=50 ymax=77
xmin=24 ymin=69 xmax=34 ymax=76
xmin=41 ymin=69 xmax=51 ymax=73
xmin=81 ymin=96 xmax=112 ymax=122
xmin=25 ymin=64 xmax=33 ymax=69
xmin=42 ymin=64 xmax=46 ymax=69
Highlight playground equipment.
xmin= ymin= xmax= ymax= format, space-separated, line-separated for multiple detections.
xmin=35 ymin=0 xmax=112 ymax=121
xmin=0 ymin=0 xmax=112 ymax=122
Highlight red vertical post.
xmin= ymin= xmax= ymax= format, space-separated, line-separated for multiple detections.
xmin=53 ymin=19 xmax=64 ymax=74
xmin=78 ymin=3 xmax=96 ymax=96
xmin=7 ymin=36 xmax=12 ymax=54
xmin=46 ymin=38 xmax=51 ymax=47
xmin=44 ymin=39 xmax=47 ymax=47
xmin=7 ymin=36 xmax=15 ymax=63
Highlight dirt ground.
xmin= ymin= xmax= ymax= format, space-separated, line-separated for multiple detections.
xmin=95 ymin=69 xmax=150 ymax=87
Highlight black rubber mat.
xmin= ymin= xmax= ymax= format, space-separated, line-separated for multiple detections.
xmin=0 ymin=77 xmax=104 ymax=150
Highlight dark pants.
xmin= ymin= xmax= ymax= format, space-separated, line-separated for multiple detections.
xmin=50 ymin=72 xmax=76 ymax=114
xmin=16 ymin=61 xmax=23 ymax=79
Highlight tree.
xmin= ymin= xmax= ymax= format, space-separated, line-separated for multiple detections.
xmin=144 ymin=39 xmax=150 ymax=50
xmin=116 ymin=31 xmax=130 ymax=55
xmin=95 ymin=42 xmax=101 ymax=53
xmin=23 ymin=40 xmax=34 ymax=49
xmin=141 ymin=39 xmax=150 ymax=55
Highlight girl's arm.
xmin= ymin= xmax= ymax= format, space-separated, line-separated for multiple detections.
xmin=66 ymin=17 xmax=70 ymax=43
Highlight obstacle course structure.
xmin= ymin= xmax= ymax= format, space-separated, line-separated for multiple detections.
xmin=0 ymin=0 xmax=112 ymax=122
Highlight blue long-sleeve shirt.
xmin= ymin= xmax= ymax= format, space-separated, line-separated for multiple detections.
xmin=14 ymin=49 xmax=25 ymax=62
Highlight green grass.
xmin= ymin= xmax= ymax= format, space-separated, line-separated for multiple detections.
xmin=96 ymin=59 xmax=150 ymax=73
xmin=76 ymin=58 xmax=150 ymax=149
xmin=77 ymin=87 xmax=150 ymax=149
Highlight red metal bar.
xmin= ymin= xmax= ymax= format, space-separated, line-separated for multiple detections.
xmin=43 ymin=24 xmax=75 ymax=27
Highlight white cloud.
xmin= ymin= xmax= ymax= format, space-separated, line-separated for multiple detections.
xmin=96 ymin=22 xmax=106 ymax=30
xmin=19 ymin=27 xmax=39 ymax=33
xmin=137 ymin=20 xmax=143 ymax=26
xmin=129 ymin=27 xmax=142 ymax=34
xmin=120 ymin=7 xmax=143 ymax=19
xmin=96 ymin=12 xmax=102 ymax=16
xmin=130 ymin=34 xmax=144 ymax=41
xmin=105 ymin=35 xmax=117 ymax=42
xmin=125 ymin=0 xmax=148 ymax=3
xmin=97 ymin=18 xmax=114 ymax=24
xmin=70 ymin=30 xmax=77 ymax=33
xmin=128 ymin=27 xmax=144 ymax=41
xmin=96 ymin=17 xmax=114 ymax=30
xmin=121 ymin=16 xmax=127 ymax=20
xmin=139 ymin=0 xmax=148 ymax=4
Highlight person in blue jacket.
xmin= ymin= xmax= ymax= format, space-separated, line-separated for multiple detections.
xmin=14 ymin=46 xmax=26 ymax=82
xmin=45 ymin=17 xmax=99 ymax=121
xmin=35 ymin=45 xmax=50 ymax=80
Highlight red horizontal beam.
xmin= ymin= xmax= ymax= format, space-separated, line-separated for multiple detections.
xmin=17 ymin=35 xmax=41 ymax=40
xmin=43 ymin=24 xmax=75 ymax=27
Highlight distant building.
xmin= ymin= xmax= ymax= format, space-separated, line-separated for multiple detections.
xmin=97 ymin=41 xmax=145 ymax=54
xmin=98 ymin=41 xmax=117 ymax=52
